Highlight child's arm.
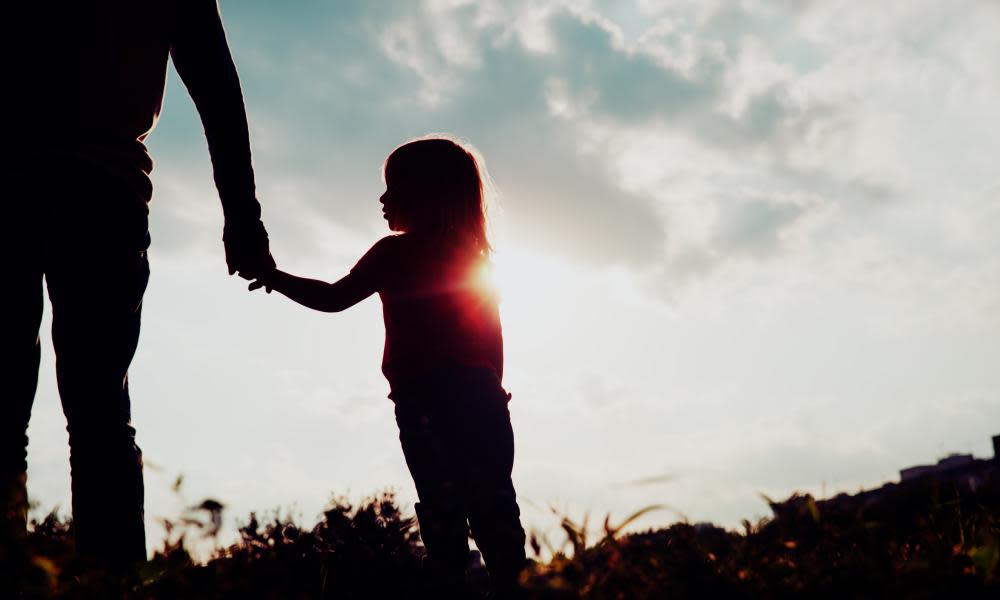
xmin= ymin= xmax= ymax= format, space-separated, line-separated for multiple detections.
xmin=249 ymin=269 xmax=375 ymax=313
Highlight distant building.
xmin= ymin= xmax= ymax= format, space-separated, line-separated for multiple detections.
xmin=810 ymin=434 xmax=999 ymax=514
xmin=896 ymin=435 xmax=998 ymax=488
xmin=900 ymin=453 xmax=975 ymax=482
xmin=899 ymin=464 xmax=936 ymax=482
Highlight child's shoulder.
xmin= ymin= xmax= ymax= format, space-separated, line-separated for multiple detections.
xmin=367 ymin=233 xmax=405 ymax=251
xmin=378 ymin=232 xmax=441 ymax=251
xmin=360 ymin=233 xmax=416 ymax=264
xmin=368 ymin=232 xmax=466 ymax=262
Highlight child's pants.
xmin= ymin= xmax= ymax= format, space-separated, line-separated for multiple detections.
xmin=392 ymin=367 xmax=526 ymax=590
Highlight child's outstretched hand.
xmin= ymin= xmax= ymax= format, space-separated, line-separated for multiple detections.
xmin=248 ymin=267 xmax=277 ymax=293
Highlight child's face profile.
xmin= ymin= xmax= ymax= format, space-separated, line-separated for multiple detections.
xmin=379 ymin=181 xmax=410 ymax=232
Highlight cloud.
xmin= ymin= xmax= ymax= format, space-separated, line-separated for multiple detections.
xmin=712 ymin=196 xmax=812 ymax=259
xmin=143 ymin=0 xmax=1000 ymax=315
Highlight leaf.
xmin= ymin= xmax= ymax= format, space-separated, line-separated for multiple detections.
xmin=969 ymin=544 xmax=1000 ymax=575
xmin=529 ymin=532 xmax=543 ymax=557
xmin=31 ymin=555 xmax=60 ymax=580
xmin=805 ymin=497 xmax=821 ymax=523
xmin=606 ymin=504 xmax=667 ymax=538
xmin=620 ymin=473 xmax=674 ymax=487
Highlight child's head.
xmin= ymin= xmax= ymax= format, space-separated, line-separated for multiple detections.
xmin=381 ymin=136 xmax=492 ymax=255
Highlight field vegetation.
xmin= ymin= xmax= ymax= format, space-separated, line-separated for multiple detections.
xmin=3 ymin=472 xmax=998 ymax=598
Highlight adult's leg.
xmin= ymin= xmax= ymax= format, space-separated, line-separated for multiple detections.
xmin=0 ymin=196 xmax=44 ymax=541
xmin=44 ymin=167 xmax=151 ymax=565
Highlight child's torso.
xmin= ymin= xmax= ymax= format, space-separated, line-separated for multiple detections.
xmin=375 ymin=235 xmax=503 ymax=390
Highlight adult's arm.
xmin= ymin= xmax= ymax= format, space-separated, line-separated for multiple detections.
xmin=169 ymin=0 xmax=274 ymax=277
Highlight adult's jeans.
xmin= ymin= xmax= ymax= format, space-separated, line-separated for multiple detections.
xmin=1 ymin=161 xmax=150 ymax=564
xmin=392 ymin=366 xmax=527 ymax=592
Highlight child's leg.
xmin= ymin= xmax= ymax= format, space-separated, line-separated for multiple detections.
xmin=393 ymin=396 xmax=470 ymax=586
xmin=456 ymin=379 xmax=527 ymax=591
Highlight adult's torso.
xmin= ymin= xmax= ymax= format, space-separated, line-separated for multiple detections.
xmin=14 ymin=1 xmax=174 ymax=175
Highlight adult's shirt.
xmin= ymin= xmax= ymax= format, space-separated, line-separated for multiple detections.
xmin=11 ymin=0 xmax=260 ymax=224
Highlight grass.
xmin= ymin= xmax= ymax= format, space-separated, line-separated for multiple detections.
xmin=3 ymin=471 xmax=999 ymax=598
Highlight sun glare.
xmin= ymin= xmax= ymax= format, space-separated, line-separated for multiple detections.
xmin=490 ymin=247 xmax=584 ymax=336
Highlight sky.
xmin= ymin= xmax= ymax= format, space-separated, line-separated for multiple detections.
xmin=25 ymin=0 xmax=1000 ymax=555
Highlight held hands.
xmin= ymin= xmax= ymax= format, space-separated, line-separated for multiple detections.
xmin=224 ymin=219 xmax=277 ymax=292
xmin=224 ymin=219 xmax=276 ymax=280
xmin=248 ymin=271 xmax=276 ymax=294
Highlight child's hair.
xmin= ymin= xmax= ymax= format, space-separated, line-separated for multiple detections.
xmin=382 ymin=135 xmax=493 ymax=255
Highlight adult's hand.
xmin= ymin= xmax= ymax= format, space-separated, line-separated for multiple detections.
xmin=223 ymin=220 xmax=275 ymax=280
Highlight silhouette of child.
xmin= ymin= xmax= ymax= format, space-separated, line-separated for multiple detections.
xmin=250 ymin=137 xmax=526 ymax=595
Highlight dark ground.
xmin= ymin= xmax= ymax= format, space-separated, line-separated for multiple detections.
xmin=3 ymin=466 xmax=999 ymax=599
